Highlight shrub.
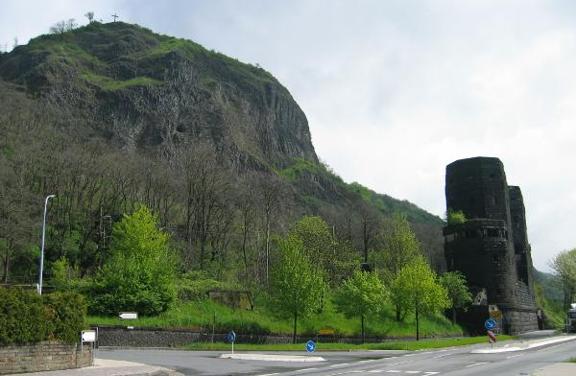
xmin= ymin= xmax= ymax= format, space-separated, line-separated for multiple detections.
xmin=0 ymin=288 xmax=86 ymax=345
xmin=177 ymin=272 xmax=227 ymax=301
xmin=0 ymin=288 xmax=46 ymax=345
xmin=43 ymin=291 xmax=87 ymax=343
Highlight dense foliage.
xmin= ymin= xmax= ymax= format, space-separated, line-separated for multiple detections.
xmin=0 ymin=288 xmax=86 ymax=345
xmin=89 ymin=206 xmax=176 ymax=316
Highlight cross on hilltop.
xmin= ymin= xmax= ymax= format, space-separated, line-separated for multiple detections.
xmin=112 ymin=13 xmax=119 ymax=22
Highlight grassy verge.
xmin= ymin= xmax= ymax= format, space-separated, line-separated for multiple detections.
xmin=88 ymin=298 xmax=463 ymax=338
xmin=183 ymin=336 xmax=514 ymax=351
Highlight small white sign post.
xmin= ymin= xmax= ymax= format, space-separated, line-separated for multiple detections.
xmin=80 ymin=330 xmax=97 ymax=366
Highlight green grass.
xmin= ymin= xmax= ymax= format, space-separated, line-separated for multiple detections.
xmin=89 ymin=297 xmax=463 ymax=339
xmin=567 ymin=357 xmax=576 ymax=363
xmin=81 ymin=73 xmax=162 ymax=91
xmin=183 ymin=336 xmax=514 ymax=351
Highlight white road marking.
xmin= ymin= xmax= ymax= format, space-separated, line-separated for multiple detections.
xmin=465 ymin=362 xmax=488 ymax=368
xmin=360 ymin=359 xmax=377 ymax=363
xmin=405 ymin=371 xmax=422 ymax=374
xmin=257 ymin=374 xmax=279 ymax=376
xmin=385 ymin=371 xmax=402 ymax=373
xmin=506 ymin=354 xmax=523 ymax=359
xmin=423 ymin=372 xmax=440 ymax=375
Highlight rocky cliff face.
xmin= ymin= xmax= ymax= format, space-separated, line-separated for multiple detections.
xmin=0 ymin=22 xmax=317 ymax=169
xmin=0 ymin=22 xmax=445 ymax=268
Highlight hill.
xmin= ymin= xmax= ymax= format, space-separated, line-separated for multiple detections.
xmin=0 ymin=21 xmax=444 ymax=283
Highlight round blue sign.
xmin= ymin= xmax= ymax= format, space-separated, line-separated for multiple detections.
xmin=226 ymin=330 xmax=236 ymax=343
xmin=484 ymin=318 xmax=497 ymax=330
xmin=306 ymin=340 xmax=316 ymax=353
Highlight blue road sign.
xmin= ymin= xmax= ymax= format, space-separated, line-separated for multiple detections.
xmin=226 ymin=330 xmax=236 ymax=343
xmin=306 ymin=340 xmax=316 ymax=353
xmin=485 ymin=318 xmax=497 ymax=331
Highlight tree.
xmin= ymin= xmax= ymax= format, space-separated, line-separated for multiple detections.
xmin=90 ymin=205 xmax=177 ymax=316
xmin=269 ymin=236 xmax=325 ymax=343
xmin=85 ymin=12 xmax=95 ymax=23
xmin=390 ymin=257 xmax=450 ymax=340
xmin=373 ymin=213 xmax=422 ymax=320
xmin=439 ymin=271 xmax=472 ymax=324
xmin=334 ymin=270 xmax=388 ymax=343
xmin=550 ymin=249 xmax=576 ymax=311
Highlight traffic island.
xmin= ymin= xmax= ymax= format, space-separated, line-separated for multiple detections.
xmin=219 ymin=353 xmax=326 ymax=362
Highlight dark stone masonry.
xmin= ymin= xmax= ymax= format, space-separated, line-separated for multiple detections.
xmin=443 ymin=157 xmax=538 ymax=335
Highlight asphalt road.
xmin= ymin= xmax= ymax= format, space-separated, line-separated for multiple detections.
xmin=96 ymin=339 xmax=576 ymax=376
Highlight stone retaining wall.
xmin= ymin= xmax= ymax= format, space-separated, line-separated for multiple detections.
xmin=0 ymin=341 xmax=92 ymax=375
xmin=95 ymin=326 xmax=445 ymax=347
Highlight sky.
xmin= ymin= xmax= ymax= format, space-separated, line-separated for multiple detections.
xmin=2 ymin=0 xmax=575 ymax=271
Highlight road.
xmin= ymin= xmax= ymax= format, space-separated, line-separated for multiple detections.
xmin=96 ymin=339 xmax=576 ymax=376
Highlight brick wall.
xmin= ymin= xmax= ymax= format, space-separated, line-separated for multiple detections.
xmin=0 ymin=341 xmax=92 ymax=375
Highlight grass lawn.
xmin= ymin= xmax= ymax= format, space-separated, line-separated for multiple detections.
xmin=89 ymin=297 xmax=464 ymax=339
xmin=183 ymin=335 xmax=514 ymax=351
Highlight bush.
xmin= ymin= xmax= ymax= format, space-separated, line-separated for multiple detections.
xmin=0 ymin=288 xmax=87 ymax=345
xmin=0 ymin=288 xmax=46 ymax=345
xmin=43 ymin=291 xmax=87 ymax=343
xmin=177 ymin=272 xmax=227 ymax=301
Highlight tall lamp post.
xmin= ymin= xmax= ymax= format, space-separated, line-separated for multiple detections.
xmin=38 ymin=194 xmax=55 ymax=295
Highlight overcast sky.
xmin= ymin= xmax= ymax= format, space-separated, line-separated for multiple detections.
xmin=2 ymin=0 xmax=575 ymax=271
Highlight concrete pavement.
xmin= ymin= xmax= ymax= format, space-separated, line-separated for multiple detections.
xmin=6 ymin=358 xmax=184 ymax=376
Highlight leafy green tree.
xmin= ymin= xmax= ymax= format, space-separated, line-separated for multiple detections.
xmin=372 ymin=213 xmax=422 ymax=320
xmin=334 ymin=270 xmax=388 ymax=343
xmin=290 ymin=216 xmax=358 ymax=287
xmin=391 ymin=257 xmax=450 ymax=340
xmin=269 ymin=236 xmax=325 ymax=343
xmin=439 ymin=271 xmax=472 ymax=324
xmin=90 ymin=205 xmax=177 ymax=316
xmin=550 ymin=248 xmax=576 ymax=311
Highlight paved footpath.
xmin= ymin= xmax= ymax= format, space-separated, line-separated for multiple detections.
xmin=6 ymin=358 xmax=184 ymax=376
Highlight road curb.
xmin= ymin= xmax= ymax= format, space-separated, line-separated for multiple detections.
xmin=219 ymin=353 xmax=326 ymax=362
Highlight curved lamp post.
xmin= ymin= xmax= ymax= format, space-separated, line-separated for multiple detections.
xmin=38 ymin=194 xmax=55 ymax=295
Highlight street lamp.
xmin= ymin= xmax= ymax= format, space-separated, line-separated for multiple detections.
xmin=38 ymin=194 xmax=55 ymax=295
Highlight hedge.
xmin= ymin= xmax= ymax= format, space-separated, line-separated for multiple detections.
xmin=0 ymin=288 xmax=87 ymax=345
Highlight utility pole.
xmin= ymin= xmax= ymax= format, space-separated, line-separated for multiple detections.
xmin=38 ymin=194 xmax=56 ymax=295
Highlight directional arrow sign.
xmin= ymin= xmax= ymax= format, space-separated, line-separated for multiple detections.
xmin=226 ymin=330 xmax=236 ymax=343
xmin=119 ymin=312 xmax=138 ymax=320
xmin=306 ymin=340 xmax=316 ymax=353
xmin=484 ymin=318 xmax=497 ymax=331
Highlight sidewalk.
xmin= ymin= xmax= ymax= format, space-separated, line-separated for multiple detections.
xmin=7 ymin=359 xmax=183 ymax=376
xmin=470 ymin=333 xmax=576 ymax=354
xmin=470 ymin=333 xmax=576 ymax=376
xmin=532 ymin=363 xmax=576 ymax=376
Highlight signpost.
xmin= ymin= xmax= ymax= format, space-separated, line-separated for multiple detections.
xmin=485 ymin=318 xmax=497 ymax=347
xmin=306 ymin=340 xmax=316 ymax=353
xmin=80 ymin=330 xmax=97 ymax=366
xmin=226 ymin=330 xmax=236 ymax=354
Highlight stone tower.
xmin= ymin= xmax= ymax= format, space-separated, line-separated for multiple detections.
xmin=443 ymin=157 xmax=538 ymax=334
